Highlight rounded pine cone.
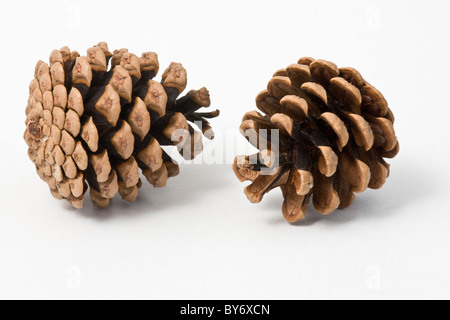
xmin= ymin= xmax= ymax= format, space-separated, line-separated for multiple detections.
xmin=25 ymin=42 xmax=219 ymax=209
xmin=233 ymin=58 xmax=399 ymax=223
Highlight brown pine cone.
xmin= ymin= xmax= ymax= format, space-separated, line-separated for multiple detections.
xmin=233 ymin=58 xmax=399 ymax=223
xmin=25 ymin=42 xmax=219 ymax=209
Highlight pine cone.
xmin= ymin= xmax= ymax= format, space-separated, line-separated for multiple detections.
xmin=25 ymin=42 xmax=219 ymax=209
xmin=233 ymin=58 xmax=399 ymax=223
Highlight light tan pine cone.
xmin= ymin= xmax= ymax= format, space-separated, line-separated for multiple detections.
xmin=233 ymin=58 xmax=399 ymax=223
xmin=25 ymin=42 xmax=219 ymax=209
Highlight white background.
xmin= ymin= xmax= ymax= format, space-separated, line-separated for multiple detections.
xmin=0 ymin=0 xmax=449 ymax=300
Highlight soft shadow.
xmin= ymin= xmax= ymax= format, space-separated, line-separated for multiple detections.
xmin=66 ymin=164 xmax=231 ymax=221
xmin=265 ymin=159 xmax=443 ymax=227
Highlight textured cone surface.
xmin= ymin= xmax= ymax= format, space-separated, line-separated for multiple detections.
xmin=25 ymin=42 xmax=219 ymax=208
xmin=234 ymin=58 xmax=399 ymax=223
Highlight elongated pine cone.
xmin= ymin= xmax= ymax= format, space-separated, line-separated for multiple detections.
xmin=233 ymin=58 xmax=399 ymax=223
xmin=25 ymin=42 xmax=219 ymax=209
